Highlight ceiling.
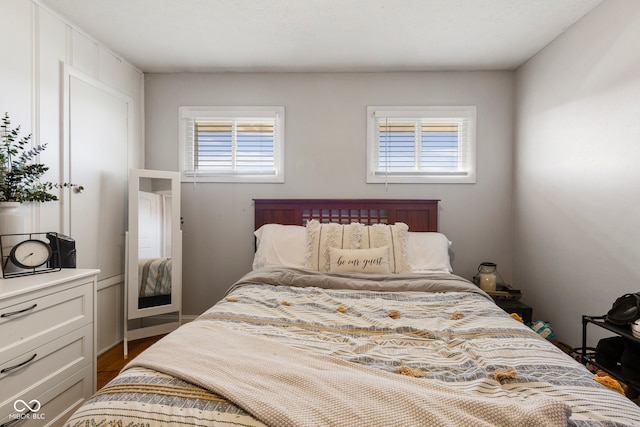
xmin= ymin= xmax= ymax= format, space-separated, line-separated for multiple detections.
xmin=39 ymin=0 xmax=603 ymax=73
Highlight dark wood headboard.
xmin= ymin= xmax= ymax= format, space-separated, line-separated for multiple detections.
xmin=254 ymin=199 xmax=439 ymax=231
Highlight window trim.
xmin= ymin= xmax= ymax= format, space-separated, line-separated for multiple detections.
xmin=179 ymin=106 xmax=285 ymax=183
xmin=366 ymin=106 xmax=476 ymax=184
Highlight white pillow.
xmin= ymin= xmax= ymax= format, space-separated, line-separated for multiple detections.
xmin=304 ymin=220 xmax=364 ymax=272
xmin=329 ymin=247 xmax=391 ymax=274
xmin=407 ymin=232 xmax=453 ymax=273
xmin=252 ymin=224 xmax=307 ymax=270
xmin=360 ymin=223 xmax=411 ymax=274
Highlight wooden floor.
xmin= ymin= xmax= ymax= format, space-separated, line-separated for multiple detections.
xmin=97 ymin=335 xmax=165 ymax=390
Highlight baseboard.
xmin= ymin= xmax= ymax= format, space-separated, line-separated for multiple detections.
xmin=97 ymin=340 xmax=122 ymax=357
xmin=128 ymin=313 xmax=196 ymax=325
xmin=181 ymin=314 xmax=198 ymax=323
xmin=100 ymin=314 xmax=196 ymax=356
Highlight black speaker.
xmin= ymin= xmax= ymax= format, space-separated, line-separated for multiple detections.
xmin=47 ymin=232 xmax=76 ymax=268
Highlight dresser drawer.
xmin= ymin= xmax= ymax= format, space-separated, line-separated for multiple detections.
xmin=0 ymin=364 xmax=93 ymax=427
xmin=0 ymin=282 xmax=93 ymax=359
xmin=0 ymin=324 xmax=93 ymax=409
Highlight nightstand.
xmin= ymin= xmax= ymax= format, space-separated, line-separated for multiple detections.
xmin=494 ymin=299 xmax=533 ymax=324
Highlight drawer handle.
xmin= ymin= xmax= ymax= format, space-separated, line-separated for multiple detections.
xmin=0 ymin=399 xmax=41 ymax=427
xmin=1 ymin=417 xmax=23 ymax=427
xmin=1 ymin=353 xmax=37 ymax=374
xmin=0 ymin=400 xmax=39 ymax=427
xmin=1 ymin=303 xmax=37 ymax=318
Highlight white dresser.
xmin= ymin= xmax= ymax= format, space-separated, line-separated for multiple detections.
xmin=0 ymin=269 xmax=99 ymax=427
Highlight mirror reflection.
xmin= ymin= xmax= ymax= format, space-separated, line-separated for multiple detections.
xmin=137 ymin=177 xmax=173 ymax=309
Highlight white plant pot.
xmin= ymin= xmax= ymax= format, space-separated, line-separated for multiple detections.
xmin=0 ymin=202 xmax=24 ymax=235
xmin=0 ymin=202 xmax=25 ymax=273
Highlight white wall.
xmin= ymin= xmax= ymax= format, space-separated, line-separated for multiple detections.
xmin=515 ymin=0 xmax=640 ymax=346
xmin=0 ymin=0 xmax=144 ymax=353
xmin=10 ymin=0 xmax=630 ymax=350
xmin=145 ymin=71 xmax=516 ymax=316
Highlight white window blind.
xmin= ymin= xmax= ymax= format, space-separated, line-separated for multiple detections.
xmin=179 ymin=106 xmax=285 ymax=183
xmin=367 ymin=106 xmax=476 ymax=184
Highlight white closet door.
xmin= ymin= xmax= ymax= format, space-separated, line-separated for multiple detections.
xmin=67 ymin=72 xmax=129 ymax=281
xmin=138 ymin=191 xmax=162 ymax=258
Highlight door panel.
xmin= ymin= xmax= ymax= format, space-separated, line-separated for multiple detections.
xmin=138 ymin=191 xmax=162 ymax=258
xmin=68 ymin=74 xmax=128 ymax=280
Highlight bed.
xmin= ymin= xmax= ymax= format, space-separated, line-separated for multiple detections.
xmin=65 ymin=199 xmax=640 ymax=427
xmin=137 ymin=257 xmax=172 ymax=308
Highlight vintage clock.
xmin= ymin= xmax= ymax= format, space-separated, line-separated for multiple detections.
xmin=0 ymin=232 xmax=61 ymax=278
xmin=9 ymin=239 xmax=52 ymax=269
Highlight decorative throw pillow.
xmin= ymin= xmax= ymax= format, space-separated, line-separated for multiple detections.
xmin=360 ymin=223 xmax=411 ymax=274
xmin=329 ymin=247 xmax=390 ymax=274
xmin=305 ymin=220 xmax=364 ymax=272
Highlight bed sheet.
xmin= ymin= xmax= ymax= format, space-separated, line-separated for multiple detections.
xmin=65 ymin=268 xmax=640 ymax=427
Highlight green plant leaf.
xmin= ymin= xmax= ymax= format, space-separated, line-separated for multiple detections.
xmin=0 ymin=112 xmax=79 ymax=203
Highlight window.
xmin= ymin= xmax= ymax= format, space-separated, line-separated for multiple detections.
xmin=367 ymin=106 xmax=476 ymax=183
xmin=179 ymin=106 xmax=285 ymax=183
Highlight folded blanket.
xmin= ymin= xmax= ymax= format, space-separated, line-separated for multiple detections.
xmin=127 ymin=321 xmax=570 ymax=427
xmin=228 ymin=266 xmax=491 ymax=297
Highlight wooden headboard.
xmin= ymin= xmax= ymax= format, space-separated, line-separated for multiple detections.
xmin=254 ymin=199 xmax=439 ymax=231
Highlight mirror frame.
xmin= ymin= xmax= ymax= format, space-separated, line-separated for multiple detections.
xmin=126 ymin=169 xmax=182 ymax=320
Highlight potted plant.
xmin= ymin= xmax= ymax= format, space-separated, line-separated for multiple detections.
xmin=0 ymin=112 xmax=80 ymax=240
xmin=0 ymin=112 xmax=76 ymax=203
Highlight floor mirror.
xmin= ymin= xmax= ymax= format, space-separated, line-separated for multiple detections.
xmin=124 ymin=169 xmax=182 ymax=357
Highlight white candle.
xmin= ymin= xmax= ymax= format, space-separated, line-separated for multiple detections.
xmin=479 ymin=274 xmax=496 ymax=292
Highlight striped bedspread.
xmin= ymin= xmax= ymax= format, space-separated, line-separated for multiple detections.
xmin=138 ymin=257 xmax=172 ymax=297
xmin=66 ymin=267 xmax=640 ymax=427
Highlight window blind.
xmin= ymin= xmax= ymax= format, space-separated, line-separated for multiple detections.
xmin=377 ymin=118 xmax=469 ymax=174
xmin=367 ymin=106 xmax=476 ymax=184
xmin=188 ymin=119 xmax=276 ymax=174
xmin=179 ymin=106 xmax=284 ymax=183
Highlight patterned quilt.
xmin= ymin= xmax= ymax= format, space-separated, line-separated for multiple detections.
xmin=138 ymin=257 xmax=172 ymax=297
xmin=65 ymin=267 xmax=640 ymax=427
